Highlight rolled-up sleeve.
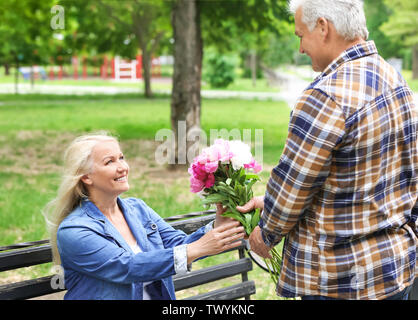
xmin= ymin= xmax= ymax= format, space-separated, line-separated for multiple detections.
xmin=173 ymin=221 xmax=214 ymax=274
xmin=260 ymin=89 xmax=346 ymax=247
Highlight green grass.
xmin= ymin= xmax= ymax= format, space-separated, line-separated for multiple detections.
xmin=0 ymin=73 xmax=280 ymax=93
xmin=0 ymin=94 xmax=290 ymax=164
xmin=0 ymin=93 xmax=290 ymax=299
xmin=402 ymin=70 xmax=418 ymax=92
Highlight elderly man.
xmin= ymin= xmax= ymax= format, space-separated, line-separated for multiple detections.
xmin=239 ymin=0 xmax=417 ymax=300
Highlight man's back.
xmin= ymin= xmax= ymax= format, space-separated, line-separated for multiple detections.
xmin=307 ymin=41 xmax=417 ymax=238
xmin=263 ymin=41 xmax=417 ymax=299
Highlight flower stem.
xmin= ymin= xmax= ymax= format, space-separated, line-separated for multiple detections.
xmin=263 ymin=247 xmax=282 ymax=284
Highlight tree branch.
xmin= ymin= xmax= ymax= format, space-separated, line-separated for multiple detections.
xmin=150 ymin=31 xmax=166 ymax=54
xmin=96 ymin=0 xmax=131 ymax=31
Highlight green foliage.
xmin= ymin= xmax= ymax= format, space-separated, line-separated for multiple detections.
xmin=0 ymin=0 xmax=56 ymax=66
xmin=364 ymin=0 xmax=405 ymax=59
xmin=262 ymin=31 xmax=300 ymax=67
xmin=200 ymin=0 xmax=293 ymax=70
xmin=379 ymin=0 xmax=418 ymax=77
xmin=380 ymin=0 xmax=418 ymax=46
xmin=203 ymin=50 xmax=238 ymax=88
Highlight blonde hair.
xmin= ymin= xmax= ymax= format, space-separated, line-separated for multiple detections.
xmin=42 ymin=131 xmax=119 ymax=265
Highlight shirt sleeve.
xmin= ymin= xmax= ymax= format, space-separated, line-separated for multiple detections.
xmin=172 ymin=221 xmax=213 ymax=274
xmin=260 ymin=89 xmax=346 ymax=247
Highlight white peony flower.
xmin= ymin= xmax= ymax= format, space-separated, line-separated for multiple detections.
xmin=228 ymin=140 xmax=253 ymax=170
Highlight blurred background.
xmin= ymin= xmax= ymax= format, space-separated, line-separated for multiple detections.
xmin=0 ymin=0 xmax=416 ymax=94
xmin=0 ymin=0 xmax=417 ymax=300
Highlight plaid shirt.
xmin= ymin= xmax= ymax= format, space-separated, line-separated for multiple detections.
xmin=261 ymin=41 xmax=418 ymax=300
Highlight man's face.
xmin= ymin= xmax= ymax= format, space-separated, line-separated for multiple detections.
xmin=294 ymin=8 xmax=328 ymax=72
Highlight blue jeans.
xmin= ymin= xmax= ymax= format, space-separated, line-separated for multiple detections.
xmin=301 ymin=286 xmax=411 ymax=300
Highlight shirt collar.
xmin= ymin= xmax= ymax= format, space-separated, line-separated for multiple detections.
xmin=317 ymin=40 xmax=378 ymax=80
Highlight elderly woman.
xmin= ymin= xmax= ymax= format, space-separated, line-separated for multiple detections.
xmin=43 ymin=133 xmax=244 ymax=300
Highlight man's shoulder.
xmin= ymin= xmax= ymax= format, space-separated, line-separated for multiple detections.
xmin=309 ymin=54 xmax=411 ymax=115
xmin=324 ymin=54 xmax=406 ymax=91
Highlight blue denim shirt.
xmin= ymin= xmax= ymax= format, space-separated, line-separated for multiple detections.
xmin=57 ymin=197 xmax=209 ymax=300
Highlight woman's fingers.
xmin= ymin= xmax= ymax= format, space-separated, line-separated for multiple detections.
xmin=216 ymin=226 xmax=245 ymax=250
xmin=218 ymin=225 xmax=245 ymax=239
xmin=221 ymin=231 xmax=246 ymax=246
xmin=216 ymin=203 xmax=227 ymax=214
xmin=215 ymin=220 xmax=241 ymax=232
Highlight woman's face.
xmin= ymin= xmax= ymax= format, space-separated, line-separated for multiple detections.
xmin=82 ymin=140 xmax=130 ymax=198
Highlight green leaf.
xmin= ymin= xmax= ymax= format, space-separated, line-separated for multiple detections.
xmin=246 ymin=179 xmax=258 ymax=191
xmin=226 ymin=178 xmax=232 ymax=185
xmin=217 ymin=186 xmax=238 ymax=199
xmin=244 ymin=213 xmax=253 ymax=235
xmin=201 ymin=193 xmax=228 ymax=205
xmin=239 ymin=168 xmax=246 ymax=185
xmin=228 ymin=197 xmax=239 ymax=211
xmin=251 ymin=208 xmax=260 ymax=230
xmin=222 ymin=211 xmax=245 ymax=226
xmin=245 ymin=173 xmax=259 ymax=180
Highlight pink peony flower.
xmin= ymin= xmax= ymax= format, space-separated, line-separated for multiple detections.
xmin=205 ymin=161 xmax=218 ymax=173
xmin=188 ymin=161 xmax=216 ymax=193
xmin=205 ymin=173 xmax=215 ymax=188
xmin=188 ymin=139 xmax=261 ymax=193
xmin=190 ymin=176 xmax=205 ymax=193
xmin=213 ymin=139 xmax=233 ymax=162
xmin=244 ymin=158 xmax=262 ymax=173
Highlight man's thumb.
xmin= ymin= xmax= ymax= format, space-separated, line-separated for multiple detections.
xmin=236 ymin=198 xmax=254 ymax=213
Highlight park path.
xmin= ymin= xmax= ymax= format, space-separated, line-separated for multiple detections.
xmin=0 ymin=73 xmax=417 ymax=108
xmin=0 ymin=80 xmax=305 ymax=110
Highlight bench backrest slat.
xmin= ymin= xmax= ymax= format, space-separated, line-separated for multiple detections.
xmin=173 ymin=257 xmax=253 ymax=291
xmin=0 ymin=245 xmax=52 ymax=272
xmin=184 ymin=281 xmax=256 ymax=300
xmin=0 ymin=276 xmax=58 ymax=300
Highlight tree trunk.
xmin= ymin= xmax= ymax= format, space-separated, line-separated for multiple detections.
xmin=14 ymin=58 xmax=19 ymax=95
xmin=141 ymin=48 xmax=153 ymax=98
xmin=4 ymin=63 xmax=10 ymax=76
xmin=250 ymin=50 xmax=257 ymax=87
xmin=170 ymin=0 xmax=202 ymax=168
xmin=413 ymin=44 xmax=418 ymax=80
xmin=30 ymin=65 xmax=35 ymax=89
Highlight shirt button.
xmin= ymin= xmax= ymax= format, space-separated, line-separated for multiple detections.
xmin=151 ymin=223 xmax=157 ymax=230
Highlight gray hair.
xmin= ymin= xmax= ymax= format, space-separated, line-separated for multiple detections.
xmin=288 ymin=0 xmax=369 ymax=41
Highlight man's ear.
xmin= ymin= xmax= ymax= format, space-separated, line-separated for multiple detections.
xmin=317 ymin=17 xmax=329 ymax=39
xmin=81 ymin=174 xmax=93 ymax=186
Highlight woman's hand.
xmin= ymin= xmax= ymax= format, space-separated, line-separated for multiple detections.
xmin=213 ymin=203 xmax=235 ymax=228
xmin=186 ymin=220 xmax=245 ymax=264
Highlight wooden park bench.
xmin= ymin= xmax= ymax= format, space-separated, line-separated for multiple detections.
xmin=0 ymin=211 xmax=256 ymax=300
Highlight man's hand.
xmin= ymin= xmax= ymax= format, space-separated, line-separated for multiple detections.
xmin=236 ymin=196 xmax=271 ymax=258
xmin=249 ymin=226 xmax=272 ymax=259
xmin=236 ymin=195 xmax=264 ymax=213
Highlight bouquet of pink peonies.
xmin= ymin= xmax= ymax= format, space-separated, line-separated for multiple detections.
xmin=188 ymin=139 xmax=282 ymax=282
